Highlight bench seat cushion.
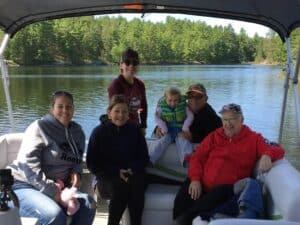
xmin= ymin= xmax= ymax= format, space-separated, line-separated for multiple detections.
xmin=144 ymin=184 xmax=180 ymax=210
xmin=208 ymin=219 xmax=300 ymax=225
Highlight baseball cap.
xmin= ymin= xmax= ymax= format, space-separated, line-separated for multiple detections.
xmin=186 ymin=83 xmax=206 ymax=96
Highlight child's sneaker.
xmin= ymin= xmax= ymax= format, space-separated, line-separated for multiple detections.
xmin=192 ymin=216 xmax=208 ymax=225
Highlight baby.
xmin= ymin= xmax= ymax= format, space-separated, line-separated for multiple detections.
xmin=149 ymin=86 xmax=194 ymax=167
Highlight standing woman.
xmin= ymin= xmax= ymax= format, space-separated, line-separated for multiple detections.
xmin=86 ymin=94 xmax=149 ymax=225
xmin=108 ymin=48 xmax=148 ymax=134
xmin=7 ymin=91 xmax=96 ymax=225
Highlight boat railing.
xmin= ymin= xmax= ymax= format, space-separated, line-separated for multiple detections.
xmin=278 ymin=39 xmax=300 ymax=143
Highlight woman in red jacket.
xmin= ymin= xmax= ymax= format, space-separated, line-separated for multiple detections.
xmin=172 ymin=103 xmax=285 ymax=225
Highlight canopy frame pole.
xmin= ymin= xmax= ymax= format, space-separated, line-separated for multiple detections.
xmin=0 ymin=33 xmax=15 ymax=132
xmin=291 ymin=48 xmax=300 ymax=138
xmin=278 ymin=37 xmax=293 ymax=143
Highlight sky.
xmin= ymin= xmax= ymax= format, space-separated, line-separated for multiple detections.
xmin=106 ymin=13 xmax=271 ymax=37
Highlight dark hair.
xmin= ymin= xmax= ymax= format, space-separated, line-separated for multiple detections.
xmin=107 ymin=94 xmax=129 ymax=111
xmin=51 ymin=90 xmax=73 ymax=107
xmin=121 ymin=48 xmax=139 ymax=63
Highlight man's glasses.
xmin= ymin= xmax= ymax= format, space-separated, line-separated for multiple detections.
xmin=123 ymin=59 xmax=139 ymax=66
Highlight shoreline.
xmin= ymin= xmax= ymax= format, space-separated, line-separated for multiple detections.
xmin=7 ymin=61 xmax=282 ymax=67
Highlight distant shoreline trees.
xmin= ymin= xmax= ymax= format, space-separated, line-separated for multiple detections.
xmin=1 ymin=16 xmax=299 ymax=66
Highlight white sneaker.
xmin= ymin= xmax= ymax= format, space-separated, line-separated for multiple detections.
xmin=192 ymin=216 xmax=208 ymax=225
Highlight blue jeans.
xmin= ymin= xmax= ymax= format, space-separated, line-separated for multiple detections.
xmin=12 ymin=181 xmax=96 ymax=225
xmin=149 ymin=133 xmax=193 ymax=165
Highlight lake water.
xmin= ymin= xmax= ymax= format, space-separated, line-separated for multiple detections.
xmin=1 ymin=64 xmax=300 ymax=169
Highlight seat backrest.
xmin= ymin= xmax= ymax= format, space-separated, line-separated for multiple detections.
xmin=265 ymin=158 xmax=300 ymax=221
xmin=0 ymin=133 xmax=24 ymax=169
xmin=146 ymin=139 xmax=187 ymax=181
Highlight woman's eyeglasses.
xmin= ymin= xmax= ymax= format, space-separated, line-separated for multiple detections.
xmin=123 ymin=59 xmax=139 ymax=66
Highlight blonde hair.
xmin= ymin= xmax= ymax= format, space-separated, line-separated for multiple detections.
xmin=164 ymin=86 xmax=181 ymax=99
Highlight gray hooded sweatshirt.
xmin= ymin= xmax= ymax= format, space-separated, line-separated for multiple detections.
xmin=8 ymin=114 xmax=85 ymax=199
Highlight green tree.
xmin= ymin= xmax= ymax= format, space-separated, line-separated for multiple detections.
xmin=8 ymin=21 xmax=55 ymax=65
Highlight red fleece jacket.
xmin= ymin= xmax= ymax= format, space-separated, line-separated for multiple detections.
xmin=188 ymin=125 xmax=285 ymax=191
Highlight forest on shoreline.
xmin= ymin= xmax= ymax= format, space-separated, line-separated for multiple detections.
xmin=1 ymin=16 xmax=299 ymax=66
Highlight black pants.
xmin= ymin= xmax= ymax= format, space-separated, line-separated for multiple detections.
xmin=173 ymin=178 xmax=234 ymax=222
xmin=107 ymin=173 xmax=147 ymax=225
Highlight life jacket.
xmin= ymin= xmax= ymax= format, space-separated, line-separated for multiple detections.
xmin=158 ymin=96 xmax=187 ymax=130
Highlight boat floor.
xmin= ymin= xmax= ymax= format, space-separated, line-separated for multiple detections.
xmin=93 ymin=200 xmax=109 ymax=225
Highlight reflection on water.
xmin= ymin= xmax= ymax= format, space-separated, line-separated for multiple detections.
xmin=1 ymin=65 xmax=300 ymax=169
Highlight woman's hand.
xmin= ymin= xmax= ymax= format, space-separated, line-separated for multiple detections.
xmin=120 ymin=169 xmax=133 ymax=182
xmin=70 ymin=172 xmax=81 ymax=188
xmin=258 ymin=154 xmax=272 ymax=172
xmin=188 ymin=180 xmax=202 ymax=200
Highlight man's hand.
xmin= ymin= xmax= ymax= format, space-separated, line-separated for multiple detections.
xmin=258 ymin=154 xmax=272 ymax=172
xmin=120 ymin=169 xmax=133 ymax=182
xmin=188 ymin=180 xmax=202 ymax=200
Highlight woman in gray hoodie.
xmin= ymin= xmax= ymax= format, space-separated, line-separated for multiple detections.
xmin=7 ymin=91 xmax=96 ymax=225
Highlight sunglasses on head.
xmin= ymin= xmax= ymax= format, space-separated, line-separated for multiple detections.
xmin=123 ymin=59 xmax=139 ymax=66
xmin=222 ymin=104 xmax=242 ymax=113
xmin=52 ymin=90 xmax=73 ymax=99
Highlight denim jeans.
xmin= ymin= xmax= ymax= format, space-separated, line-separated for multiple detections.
xmin=12 ymin=181 xmax=96 ymax=225
xmin=149 ymin=133 xmax=193 ymax=164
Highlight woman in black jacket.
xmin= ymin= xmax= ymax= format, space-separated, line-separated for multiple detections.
xmin=86 ymin=94 xmax=149 ymax=225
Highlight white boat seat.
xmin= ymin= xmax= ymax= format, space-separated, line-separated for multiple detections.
xmin=146 ymin=138 xmax=187 ymax=181
xmin=264 ymin=159 xmax=300 ymax=221
xmin=122 ymin=141 xmax=185 ymax=225
xmin=0 ymin=133 xmax=24 ymax=169
xmin=208 ymin=218 xmax=300 ymax=225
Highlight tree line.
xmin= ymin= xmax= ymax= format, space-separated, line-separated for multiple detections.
xmin=0 ymin=16 xmax=299 ymax=66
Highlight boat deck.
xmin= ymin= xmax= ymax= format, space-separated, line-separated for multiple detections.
xmin=93 ymin=200 xmax=109 ymax=225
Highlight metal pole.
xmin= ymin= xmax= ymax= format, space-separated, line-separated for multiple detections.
xmin=278 ymin=37 xmax=293 ymax=143
xmin=292 ymin=48 xmax=300 ymax=137
xmin=0 ymin=33 xmax=15 ymax=132
xmin=293 ymin=48 xmax=300 ymax=84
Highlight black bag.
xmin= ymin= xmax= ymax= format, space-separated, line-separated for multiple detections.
xmin=94 ymin=178 xmax=113 ymax=200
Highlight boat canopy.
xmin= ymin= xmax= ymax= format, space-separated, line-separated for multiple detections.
xmin=0 ymin=0 xmax=300 ymax=41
